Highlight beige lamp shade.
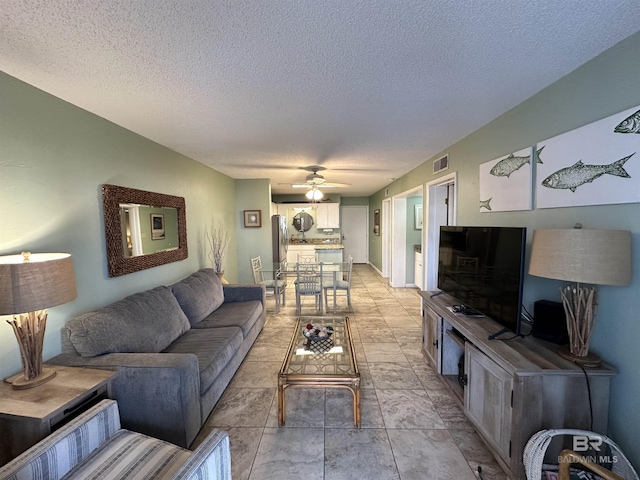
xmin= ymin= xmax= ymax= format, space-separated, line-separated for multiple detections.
xmin=0 ymin=252 xmax=77 ymax=388
xmin=528 ymin=229 xmax=632 ymax=286
xmin=0 ymin=253 xmax=77 ymax=315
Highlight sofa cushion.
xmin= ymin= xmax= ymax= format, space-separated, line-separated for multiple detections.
xmin=171 ymin=269 xmax=224 ymax=326
xmin=66 ymin=287 xmax=191 ymax=357
xmin=192 ymin=300 xmax=263 ymax=337
xmin=163 ymin=327 xmax=243 ymax=392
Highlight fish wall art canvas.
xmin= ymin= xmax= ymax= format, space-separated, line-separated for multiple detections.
xmin=479 ymin=147 xmax=534 ymax=212
xmin=536 ymin=105 xmax=640 ymax=209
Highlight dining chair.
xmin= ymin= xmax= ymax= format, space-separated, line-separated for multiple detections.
xmin=251 ymin=256 xmax=286 ymax=313
xmin=324 ymin=255 xmax=353 ymax=313
xmin=295 ymin=262 xmax=323 ymax=314
xmin=293 ymin=252 xmax=319 ymax=285
xmin=297 ymin=252 xmax=318 ymax=264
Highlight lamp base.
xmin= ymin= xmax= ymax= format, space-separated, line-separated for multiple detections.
xmin=557 ymin=345 xmax=601 ymax=368
xmin=8 ymin=367 xmax=57 ymax=389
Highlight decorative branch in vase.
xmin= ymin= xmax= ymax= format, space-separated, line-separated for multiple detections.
xmin=206 ymin=219 xmax=230 ymax=284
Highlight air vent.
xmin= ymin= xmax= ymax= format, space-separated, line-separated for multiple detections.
xmin=433 ymin=154 xmax=449 ymax=174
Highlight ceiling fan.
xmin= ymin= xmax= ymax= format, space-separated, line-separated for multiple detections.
xmin=288 ymin=166 xmax=351 ymax=189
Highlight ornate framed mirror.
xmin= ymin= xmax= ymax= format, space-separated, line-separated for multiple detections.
xmin=102 ymin=184 xmax=188 ymax=277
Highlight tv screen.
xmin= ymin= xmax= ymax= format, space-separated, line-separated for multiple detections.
xmin=437 ymin=226 xmax=526 ymax=337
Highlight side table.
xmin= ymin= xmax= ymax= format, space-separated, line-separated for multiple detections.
xmin=0 ymin=364 xmax=117 ymax=466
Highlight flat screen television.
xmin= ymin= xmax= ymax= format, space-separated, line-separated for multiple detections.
xmin=437 ymin=226 xmax=526 ymax=338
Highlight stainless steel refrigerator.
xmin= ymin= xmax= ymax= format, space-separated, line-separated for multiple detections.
xmin=272 ymin=214 xmax=288 ymax=264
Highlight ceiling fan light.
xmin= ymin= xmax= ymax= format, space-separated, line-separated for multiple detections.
xmin=305 ymin=188 xmax=323 ymax=200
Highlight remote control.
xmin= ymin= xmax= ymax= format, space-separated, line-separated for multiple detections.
xmin=453 ymin=304 xmax=482 ymax=316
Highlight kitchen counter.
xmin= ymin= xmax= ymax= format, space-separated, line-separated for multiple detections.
xmin=314 ymin=244 xmax=344 ymax=250
xmin=289 ymin=239 xmax=343 ymax=249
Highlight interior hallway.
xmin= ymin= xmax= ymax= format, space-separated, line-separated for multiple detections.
xmin=194 ymin=264 xmax=506 ymax=479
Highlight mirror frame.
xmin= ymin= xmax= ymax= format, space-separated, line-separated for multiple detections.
xmin=103 ymin=184 xmax=188 ymax=277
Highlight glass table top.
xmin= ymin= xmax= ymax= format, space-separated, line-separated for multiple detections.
xmin=262 ymin=262 xmax=349 ymax=275
xmin=280 ymin=316 xmax=358 ymax=377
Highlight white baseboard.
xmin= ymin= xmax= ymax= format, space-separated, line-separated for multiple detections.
xmin=368 ymin=262 xmax=384 ymax=277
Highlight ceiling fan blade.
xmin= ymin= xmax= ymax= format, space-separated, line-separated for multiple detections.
xmin=291 ymin=184 xmax=311 ymax=188
xmin=320 ymin=182 xmax=350 ymax=188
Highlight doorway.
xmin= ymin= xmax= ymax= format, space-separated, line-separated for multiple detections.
xmin=423 ymin=172 xmax=457 ymax=290
xmin=341 ymin=206 xmax=368 ymax=263
xmin=389 ymin=186 xmax=422 ymax=288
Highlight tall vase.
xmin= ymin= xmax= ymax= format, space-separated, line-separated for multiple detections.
xmin=216 ymin=271 xmax=229 ymax=284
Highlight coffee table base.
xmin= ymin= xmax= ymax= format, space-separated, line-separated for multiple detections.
xmin=277 ymin=316 xmax=360 ymax=428
xmin=277 ymin=377 xmax=361 ymax=427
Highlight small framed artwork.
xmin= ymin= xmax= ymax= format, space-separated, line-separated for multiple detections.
xmin=415 ymin=204 xmax=423 ymax=229
xmin=373 ymin=209 xmax=380 ymax=236
xmin=151 ymin=213 xmax=165 ymax=240
xmin=244 ymin=210 xmax=262 ymax=228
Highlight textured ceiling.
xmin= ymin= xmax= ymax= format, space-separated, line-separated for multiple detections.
xmin=2 ymin=1 xmax=640 ymax=196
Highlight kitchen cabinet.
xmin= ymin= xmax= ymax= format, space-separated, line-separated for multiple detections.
xmin=316 ymin=203 xmax=340 ymax=229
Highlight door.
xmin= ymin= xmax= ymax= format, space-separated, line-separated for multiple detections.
xmin=341 ymin=206 xmax=368 ymax=263
xmin=422 ymin=306 xmax=441 ymax=371
xmin=425 ymin=172 xmax=457 ymax=290
xmin=464 ymin=344 xmax=513 ymax=463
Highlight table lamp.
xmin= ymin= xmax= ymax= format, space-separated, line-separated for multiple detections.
xmin=528 ymin=227 xmax=631 ymax=367
xmin=0 ymin=252 xmax=77 ymax=389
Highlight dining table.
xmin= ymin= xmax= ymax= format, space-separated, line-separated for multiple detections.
xmin=262 ymin=261 xmax=350 ymax=314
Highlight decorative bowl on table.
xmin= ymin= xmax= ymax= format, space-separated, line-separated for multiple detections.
xmin=303 ymin=323 xmax=334 ymax=341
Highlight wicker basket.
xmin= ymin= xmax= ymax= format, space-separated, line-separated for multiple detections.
xmin=523 ymin=429 xmax=639 ymax=480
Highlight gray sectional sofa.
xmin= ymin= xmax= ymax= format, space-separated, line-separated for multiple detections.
xmin=50 ymin=268 xmax=266 ymax=448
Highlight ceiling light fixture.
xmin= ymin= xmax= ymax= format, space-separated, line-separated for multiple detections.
xmin=305 ymin=186 xmax=323 ymax=201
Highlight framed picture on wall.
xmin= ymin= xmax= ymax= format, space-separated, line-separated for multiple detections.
xmin=151 ymin=213 xmax=165 ymax=240
xmin=373 ymin=209 xmax=380 ymax=236
xmin=244 ymin=210 xmax=262 ymax=228
xmin=415 ymin=204 xmax=423 ymax=229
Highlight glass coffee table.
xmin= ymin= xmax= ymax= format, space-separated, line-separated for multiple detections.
xmin=278 ymin=316 xmax=361 ymax=427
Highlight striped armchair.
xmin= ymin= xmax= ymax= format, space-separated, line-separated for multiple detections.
xmin=0 ymin=399 xmax=231 ymax=480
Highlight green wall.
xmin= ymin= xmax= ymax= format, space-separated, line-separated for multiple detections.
xmin=369 ymin=31 xmax=640 ymax=465
xmin=0 ymin=72 xmax=237 ymax=378
xmin=236 ymin=179 xmax=273 ymax=283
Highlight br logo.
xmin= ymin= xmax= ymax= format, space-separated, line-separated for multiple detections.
xmin=573 ymin=436 xmax=603 ymax=452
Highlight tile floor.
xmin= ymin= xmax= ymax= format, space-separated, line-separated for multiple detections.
xmin=194 ymin=264 xmax=507 ymax=479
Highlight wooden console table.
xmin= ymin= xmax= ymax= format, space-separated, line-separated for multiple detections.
xmin=0 ymin=365 xmax=116 ymax=466
xmin=420 ymin=291 xmax=617 ymax=480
